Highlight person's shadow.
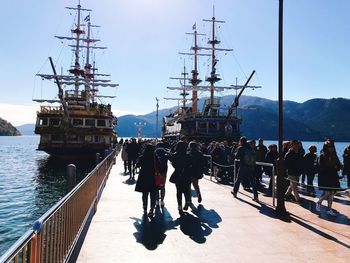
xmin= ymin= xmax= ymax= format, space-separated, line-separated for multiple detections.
xmin=131 ymin=207 xmax=178 ymax=250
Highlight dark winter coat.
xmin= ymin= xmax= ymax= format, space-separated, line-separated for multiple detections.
xmin=154 ymin=147 xmax=171 ymax=174
xmin=126 ymin=141 xmax=139 ymax=161
xmin=264 ymin=150 xmax=278 ymax=176
xmin=170 ymin=152 xmax=191 ymax=185
xmin=135 ymin=150 xmax=158 ymax=193
xmin=303 ymin=152 xmax=318 ymax=175
xmin=187 ymin=149 xmax=206 ymax=179
xmin=343 ymin=152 xmax=350 ymax=176
xmin=284 ymin=150 xmax=303 ymax=177
xmin=318 ymin=153 xmax=340 ymax=191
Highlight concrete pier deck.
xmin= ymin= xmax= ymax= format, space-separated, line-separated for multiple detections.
xmin=75 ymin=155 xmax=349 ymax=262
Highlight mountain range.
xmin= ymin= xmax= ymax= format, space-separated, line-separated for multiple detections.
xmin=10 ymin=95 xmax=350 ymax=142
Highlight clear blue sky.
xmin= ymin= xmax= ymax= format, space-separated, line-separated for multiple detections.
xmin=1 ymin=0 xmax=349 ymax=125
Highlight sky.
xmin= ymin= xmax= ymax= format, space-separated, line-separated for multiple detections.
xmin=0 ymin=0 xmax=349 ymax=126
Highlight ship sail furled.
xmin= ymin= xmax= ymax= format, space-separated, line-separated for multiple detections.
xmin=33 ymin=1 xmax=119 ymax=157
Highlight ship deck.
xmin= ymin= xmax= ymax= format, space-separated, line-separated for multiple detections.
xmin=73 ymin=154 xmax=349 ymax=262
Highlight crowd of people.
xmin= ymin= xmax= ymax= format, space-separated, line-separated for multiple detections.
xmin=119 ymin=137 xmax=350 ymax=218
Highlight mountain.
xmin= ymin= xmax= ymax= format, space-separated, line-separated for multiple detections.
xmin=11 ymin=96 xmax=350 ymax=141
xmin=0 ymin=118 xmax=21 ymax=136
xmin=16 ymin=124 xmax=35 ymax=135
xmin=116 ymin=95 xmax=350 ymax=141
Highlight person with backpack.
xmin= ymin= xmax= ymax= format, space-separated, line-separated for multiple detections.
xmin=154 ymin=142 xmax=171 ymax=207
xmin=169 ymin=141 xmax=192 ymax=213
xmin=284 ymin=140 xmax=304 ymax=202
xmin=231 ymin=136 xmax=259 ymax=202
xmin=188 ymin=141 xmax=206 ymax=203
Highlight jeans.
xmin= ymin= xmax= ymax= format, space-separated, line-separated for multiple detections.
xmin=233 ymin=165 xmax=258 ymax=199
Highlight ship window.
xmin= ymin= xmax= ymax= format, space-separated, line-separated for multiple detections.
xmin=97 ymin=119 xmax=106 ymax=127
xmin=68 ymin=134 xmax=78 ymax=141
xmin=72 ymin=118 xmax=84 ymax=126
xmin=39 ymin=118 xmax=48 ymax=126
xmin=85 ymin=119 xmax=95 ymax=127
xmin=51 ymin=134 xmax=63 ymax=141
xmin=198 ymin=122 xmax=207 ymax=129
xmin=94 ymin=136 xmax=99 ymax=142
xmin=50 ymin=118 xmax=60 ymax=126
xmin=209 ymin=122 xmax=217 ymax=130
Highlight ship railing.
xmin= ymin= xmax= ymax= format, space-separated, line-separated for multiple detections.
xmin=39 ymin=106 xmax=63 ymax=113
xmin=0 ymin=146 xmax=121 ymax=263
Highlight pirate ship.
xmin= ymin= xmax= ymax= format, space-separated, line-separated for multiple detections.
xmin=34 ymin=2 xmax=118 ymax=157
xmin=162 ymin=13 xmax=260 ymax=142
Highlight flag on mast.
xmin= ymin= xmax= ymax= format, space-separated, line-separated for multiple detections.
xmin=84 ymin=14 xmax=90 ymax=22
xmin=192 ymin=23 xmax=196 ymax=30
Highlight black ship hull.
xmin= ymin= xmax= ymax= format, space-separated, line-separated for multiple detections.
xmin=162 ymin=115 xmax=242 ymax=143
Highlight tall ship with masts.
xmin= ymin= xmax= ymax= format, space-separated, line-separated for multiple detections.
xmin=34 ymin=1 xmax=118 ymax=157
xmin=163 ymin=12 xmax=260 ymax=142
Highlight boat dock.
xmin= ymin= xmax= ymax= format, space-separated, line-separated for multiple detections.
xmin=74 ymin=155 xmax=349 ymax=263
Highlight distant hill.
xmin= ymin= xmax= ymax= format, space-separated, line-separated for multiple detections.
xmin=10 ymin=96 xmax=350 ymax=141
xmin=116 ymin=95 xmax=350 ymax=141
xmin=16 ymin=124 xmax=35 ymax=135
xmin=0 ymin=118 xmax=21 ymax=136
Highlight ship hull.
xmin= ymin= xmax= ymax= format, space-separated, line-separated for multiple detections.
xmin=34 ymin=105 xmax=117 ymax=159
xmin=162 ymin=114 xmax=242 ymax=143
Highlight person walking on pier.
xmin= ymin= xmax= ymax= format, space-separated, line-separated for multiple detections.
xmin=169 ymin=141 xmax=191 ymax=213
xmin=316 ymin=140 xmax=341 ymax=216
xmin=126 ymin=138 xmax=138 ymax=179
xmin=121 ymin=139 xmax=129 ymax=174
xmin=135 ymin=144 xmax=158 ymax=218
xmin=154 ymin=142 xmax=171 ymax=208
xmin=342 ymin=145 xmax=350 ymax=189
xmin=231 ymin=136 xmax=259 ymax=202
xmin=303 ymin=145 xmax=318 ymax=196
xmin=188 ymin=141 xmax=206 ymax=203
xmin=284 ymin=140 xmax=304 ymax=203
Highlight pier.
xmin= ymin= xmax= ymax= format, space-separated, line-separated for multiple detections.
xmin=75 ymin=155 xmax=349 ymax=262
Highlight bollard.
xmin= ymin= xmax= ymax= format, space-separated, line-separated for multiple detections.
xmin=66 ymin=164 xmax=76 ymax=192
xmin=96 ymin=153 xmax=101 ymax=165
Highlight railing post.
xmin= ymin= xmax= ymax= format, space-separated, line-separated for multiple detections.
xmin=210 ymin=156 xmax=213 ymax=181
xmin=30 ymin=220 xmax=43 ymax=263
xmin=66 ymin=164 xmax=76 ymax=192
xmin=272 ymin=165 xmax=276 ymax=207
xmin=96 ymin=153 xmax=101 ymax=165
xmin=233 ymin=159 xmax=237 ymax=184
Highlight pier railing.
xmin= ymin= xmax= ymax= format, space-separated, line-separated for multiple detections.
xmin=0 ymin=146 xmax=121 ymax=263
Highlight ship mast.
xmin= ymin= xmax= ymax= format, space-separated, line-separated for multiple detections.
xmin=202 ymin=7 xmax=233 ymax=114
xmin=165 ymin=62 xmax=190 ymax=113
xmin=179 ymin=25 xmax=209 ymax=113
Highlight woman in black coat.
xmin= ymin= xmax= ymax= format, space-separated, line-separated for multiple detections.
xmin=135 ymin=144 xmax=158 ymax=217
xmin=342 ymin=145 xmax=350 ymax=189
xmin=169 ymin=141 xmax=191 ymax=213
xmin=316 ymin=140 xmax=341 ymax=216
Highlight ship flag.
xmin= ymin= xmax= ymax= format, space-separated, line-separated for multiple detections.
xmin=84 ymin=14 xmax=90 ymax=22
xmin=192 ymin=23 xmax=196 ymax=30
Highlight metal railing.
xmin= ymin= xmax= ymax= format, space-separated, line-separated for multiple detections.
xmin=204 ymin=155 xmax=276 ymax=207
xmin=0 ymin=146 xmax=120 ymax=263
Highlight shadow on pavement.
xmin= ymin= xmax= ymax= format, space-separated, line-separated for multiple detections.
xmin=178 ymin=212 xmax=212 ymax=244
xmin=131 ymin=207 xmax=178 ymax=250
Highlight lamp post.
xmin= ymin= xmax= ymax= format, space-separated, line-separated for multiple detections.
xmin=134 ymin=122 xmax=146 ymax=139
xmin=276 ymin=0 xmax=287 ymax=216
xmin=155 ymin=97 xmax=159 ymax=139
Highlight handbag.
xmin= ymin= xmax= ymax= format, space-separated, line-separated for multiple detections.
xmin=154 ymin=154 xmax=166 ymax=187
xmin=169 ymin=171 xmax=179 ymax=184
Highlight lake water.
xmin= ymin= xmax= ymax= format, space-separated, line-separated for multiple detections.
xmin=0 ymin=136 xmax=94 ymax=256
